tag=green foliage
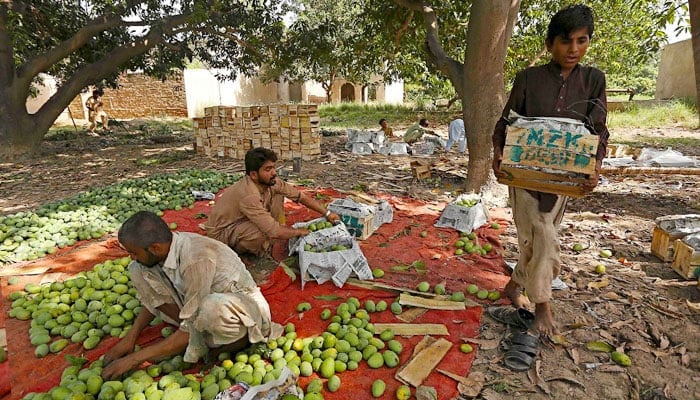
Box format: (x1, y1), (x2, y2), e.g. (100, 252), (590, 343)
(319, 103), (443, 129)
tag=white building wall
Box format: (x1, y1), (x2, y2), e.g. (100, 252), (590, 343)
(383, 80), (404, 104)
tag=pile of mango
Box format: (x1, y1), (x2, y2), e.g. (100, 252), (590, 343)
(8, 257), (140, 356)
(453, 198), (478, 208)
(306, 220), (334, 233)
(302, 244), (349, 253)
(0, 169), (238, 264)
(453, 231), (493, 256)
(23, 296), (421, 400)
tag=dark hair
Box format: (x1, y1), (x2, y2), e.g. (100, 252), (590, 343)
(92, 88), (104, 97)
(378, 118), (387, 125)
(245, 147), (277, 175)
(547, 4), (594, 44)
(419, 118), (429, 127)
(118, 211), (172, 249)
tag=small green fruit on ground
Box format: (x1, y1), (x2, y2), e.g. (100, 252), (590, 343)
(390, 302), (402, 315)
(572, 243), (584, 252)
(450, 292), (465, 302)
(168, 222), (178, 230)
(296, 302), (311, 312)
(599, 249), (613, 258)
(459, 343), (473, 353)
(476, 290), (489, 300)
(417, 281), (430, 292)
(371, 380), (386, 398)
(434, 283), (446, 295)
(595, 264), (606, 274)
(372, 268), (385, 278)
(396, 385), (411, 400)
(487, 291), (500, 301)
(466, 284), (479, 294)
(611, 351), (631, 367)
(455, 240), (465, 248)
(490, 222), (501, 229)
(455, 249), (464, 256)
(420, 231), (428, 238)
(320, 309), (332, 320)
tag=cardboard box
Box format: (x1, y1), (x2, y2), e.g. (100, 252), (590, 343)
(410, 160), (431, 179)
(498, 124), (599, 197)
(671, 233), (700, 279)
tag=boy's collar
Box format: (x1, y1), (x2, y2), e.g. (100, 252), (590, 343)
(547, 60), (580, 76)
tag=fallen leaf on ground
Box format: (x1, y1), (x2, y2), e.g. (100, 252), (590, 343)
(549, 334), (569, 346)
(659, 335), (670, 350)
(599, 330), (616, 343)
(527, 360), (549, 394)
(462, 337), (499, 350)
(587, 277), (609, 290)
(602, 291), (620, 300)
(544, 376), (585, 388)
(610, 320), (634, 329)
(567, 348), (580, 364)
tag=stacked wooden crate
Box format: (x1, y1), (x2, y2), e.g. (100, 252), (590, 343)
(193, 104), (321, 160)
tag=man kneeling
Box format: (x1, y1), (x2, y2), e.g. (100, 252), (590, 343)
(102, 211), (281, 379)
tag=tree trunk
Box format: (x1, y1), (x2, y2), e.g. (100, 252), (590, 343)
(462, 0), (521, 193)
(689, 0), (700, 122)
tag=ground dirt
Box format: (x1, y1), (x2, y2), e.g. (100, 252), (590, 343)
(1, 121), (699, 400)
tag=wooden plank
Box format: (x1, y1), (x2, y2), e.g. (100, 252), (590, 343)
(497, 175), (588, 198)
(396, 307), (427, 323)
(395, 336), (452, 387)
(0, 263), (51, 277)
(501, 165), (588, 184)
(506, 127), (598, 154)
(373, 323), (449, 336)
(399, 293), (466, 310)
(601, 166), (700, 176)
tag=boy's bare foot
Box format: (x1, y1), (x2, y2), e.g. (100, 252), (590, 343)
(87, 131), (100, 137)
(504, 279), (531, 309)
(534, 302), (559, 337)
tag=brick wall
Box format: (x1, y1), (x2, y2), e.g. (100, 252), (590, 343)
(72, 71), (188, 119)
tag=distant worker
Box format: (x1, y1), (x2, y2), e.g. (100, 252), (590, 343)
(445, 115), (466, 153)
(204, 147), (340, 267)
(403, 118), (445, 149)
(378, 118), (395, 140)
(85, 88), (109, 136)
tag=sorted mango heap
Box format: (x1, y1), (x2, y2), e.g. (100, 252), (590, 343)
(302, 243), (349, 253)
(7, 257), (141, 356)
(454, 198), (478, 208)
(0, 170), (237, 264)
(453, 231), (493, 256)
(306, 220), (334, 232)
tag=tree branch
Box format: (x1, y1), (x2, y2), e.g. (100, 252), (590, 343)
(17, 13), (127, 82)
(528, 45), (548, 67)
(393, 11), (414, 47)
(35, 13), (190, 128)
(201, 27), (265, 60)
(393, 0), (464, 96)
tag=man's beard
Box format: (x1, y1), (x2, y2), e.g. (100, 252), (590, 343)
(263, 176), (277, 186)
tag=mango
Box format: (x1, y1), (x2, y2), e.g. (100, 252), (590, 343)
(367, 352), (384, 368)
(390, 302), (402, 315)
(327, 375), (340, 392)
(396, 385), (411, 400)
(611, 351), (631, 367)
(371, 380), (386, 398)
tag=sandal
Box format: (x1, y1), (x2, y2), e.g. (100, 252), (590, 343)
(487, 306), (535, 330)
(503, 330), (540, 371)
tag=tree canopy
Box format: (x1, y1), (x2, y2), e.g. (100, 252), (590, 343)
(0, 0), (290, 158)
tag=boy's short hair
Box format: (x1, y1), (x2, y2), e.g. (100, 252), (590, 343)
(547, 4), (594, 43)
(245, 147), (277, 175)
(419, 118), (429, 127)
(378, 118), (387, 125)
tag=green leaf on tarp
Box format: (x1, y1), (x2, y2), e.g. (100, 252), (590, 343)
(379, 243), (390, 248)
(586, 341), (614, 353)
(280, 263), (297, 282)
(194, 213), (208, 219)
(391, 265), (411, 271)
(412, 260), (426, 272)
(314, 294), (342, 301)
(65, 354), (88, 367)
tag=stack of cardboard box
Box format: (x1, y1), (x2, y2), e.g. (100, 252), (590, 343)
(193, 104), (321, 160)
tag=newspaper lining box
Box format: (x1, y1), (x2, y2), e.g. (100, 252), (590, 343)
(498, 121), (599, 198)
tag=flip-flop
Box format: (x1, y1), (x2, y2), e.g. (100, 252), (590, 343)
(487, 306), (535, 330)
(503, 330), (540, 372)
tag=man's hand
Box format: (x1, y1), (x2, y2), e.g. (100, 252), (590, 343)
(492, 150), (507, 179)
(582, 160), (602, 192)
(103, 337), (136, 366)
(296, 228), (310, 237)
(326, 212), (341, 224)
(102, 353), (140, 380)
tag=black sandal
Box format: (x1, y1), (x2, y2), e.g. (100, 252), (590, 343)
(487, 306), (535, 330)
(503, 330), (540, 371)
